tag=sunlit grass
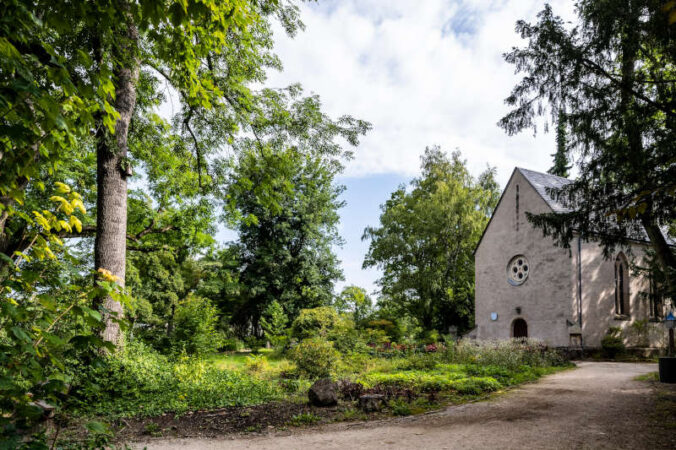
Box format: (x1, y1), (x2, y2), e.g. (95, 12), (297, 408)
(205, 351), (285, 371)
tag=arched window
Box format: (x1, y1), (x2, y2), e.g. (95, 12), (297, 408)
(614, 253), (629, 316)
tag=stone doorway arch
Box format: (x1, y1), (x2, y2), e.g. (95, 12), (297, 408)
(512, 318), (528, 338)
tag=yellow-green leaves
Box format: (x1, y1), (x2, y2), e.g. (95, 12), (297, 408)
(54, 182), (71, 194)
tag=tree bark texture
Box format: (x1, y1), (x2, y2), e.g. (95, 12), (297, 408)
(94, 14), (139, 345)
(642, 217), (676, 295)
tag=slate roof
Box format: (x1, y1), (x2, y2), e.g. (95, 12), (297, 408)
(515, 167), (674, 246)
(516, 167), (573, 213)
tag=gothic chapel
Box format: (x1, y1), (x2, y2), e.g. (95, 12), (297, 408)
(474, 168), (668, 348)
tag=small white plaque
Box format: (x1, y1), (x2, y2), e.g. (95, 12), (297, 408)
(490, 312), (498, 321)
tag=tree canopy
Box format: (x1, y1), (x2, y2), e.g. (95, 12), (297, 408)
(363, 147), (500, 333)
(500, 0), (676, 295)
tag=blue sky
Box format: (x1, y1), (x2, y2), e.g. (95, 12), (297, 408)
(335, 174), (408, 295)
(256, 0), (577, 294)
(209, 1), (577, 294)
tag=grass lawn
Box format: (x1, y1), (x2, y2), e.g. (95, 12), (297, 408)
(205, 350), (286, 371)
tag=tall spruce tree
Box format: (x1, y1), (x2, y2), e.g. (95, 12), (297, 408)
(500, 1), (676, 295)
(548, 111), (571, 178)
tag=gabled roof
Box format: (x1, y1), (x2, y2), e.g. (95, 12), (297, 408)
(516, 168), (573, 213)
(474, 167), (674, 253)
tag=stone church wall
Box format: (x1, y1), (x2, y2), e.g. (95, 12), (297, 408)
(475, 168), (667, 350)
(579, 241), (665, 348)
(475, 170), (576, 347)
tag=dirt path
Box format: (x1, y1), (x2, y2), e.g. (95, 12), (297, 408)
(136, 362), (674, 450)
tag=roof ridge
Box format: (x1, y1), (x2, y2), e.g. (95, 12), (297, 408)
(515, 167), (572, 182)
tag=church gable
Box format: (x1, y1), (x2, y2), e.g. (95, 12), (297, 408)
(474, 167), (578, 347)
(475, 168), (561, 256)
(474, 167), (665, 349)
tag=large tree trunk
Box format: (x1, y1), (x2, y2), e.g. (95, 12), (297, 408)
(95, 13), (139, 345)
(642, 217), (676, 296)
(616, 7), (676, 296)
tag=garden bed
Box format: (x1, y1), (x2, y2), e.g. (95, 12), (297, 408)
(54, 339), (572, 446)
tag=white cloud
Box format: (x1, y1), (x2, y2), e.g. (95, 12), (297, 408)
(266, 0), (576, 185)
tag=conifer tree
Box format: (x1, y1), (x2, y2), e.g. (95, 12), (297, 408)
(548, 111), (571, 178)
(500, 1), (676, 294)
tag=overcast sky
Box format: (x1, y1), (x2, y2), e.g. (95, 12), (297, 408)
(228, 0), (577, 295)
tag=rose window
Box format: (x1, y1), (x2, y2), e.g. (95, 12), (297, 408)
(507, 255), (529, 286)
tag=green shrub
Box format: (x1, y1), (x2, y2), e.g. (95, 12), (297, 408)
(401, 353), (438, 371)
(328, 319), (369, 354)
(220, 338), (244, 352)
(364, 319), (398, 342)
(358, 371), (466, 391)
(290, 412), (321, 425)
(291, 307), (340, 339)
(450, 377), (501, 395)
(261, 300), (289, 348)
(245, 354), (270, 374)
(289, 337), (340, 379)
(601, 327), (625, 358)
(172, 295), (223, 355)
(361, 327), (390, 346)
(390, 398), (412, 416)
(420, 329), (440, 345)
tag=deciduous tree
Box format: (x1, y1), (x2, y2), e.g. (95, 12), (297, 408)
(363, 147), (500, 333)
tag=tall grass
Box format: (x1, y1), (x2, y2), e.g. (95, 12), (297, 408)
(446, 339), (566, 370)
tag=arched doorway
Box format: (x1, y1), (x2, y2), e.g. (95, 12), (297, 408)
(512, 318), (528, 338)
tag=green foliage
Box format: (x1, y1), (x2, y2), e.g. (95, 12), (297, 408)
(358, 370), (499, 395)
(548, 111), (571, 178)
(225, 86), (370, 332)
(143, 422), (162, 437)
(363, 318), (405, 343)
(171, 295), (223, 356)
(328, 320), (369, 355)
(289, 337), (340, 379)
(401, 354), (439, 371)
(448, 339), (566, 370)
(601, 327), (626, 359)
(245, 354), (270, 374)
(359, 371), (457, 392)
(363, 147), (500, 332)
(0, 0), (369, 444)
(334, 286), (373, 324)
(260, 300), (288, 347)
(390, 398), (412, 416)
(0, 184), (129, 443)
(221, 338), (244, 352)
(501, 1), (676, 290)
(291, 307), (340, 340)
(74, 341), (281, 418)
(290, 412), (321, 426)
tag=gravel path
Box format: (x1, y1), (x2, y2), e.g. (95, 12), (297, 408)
(136, 362), (674, 450)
